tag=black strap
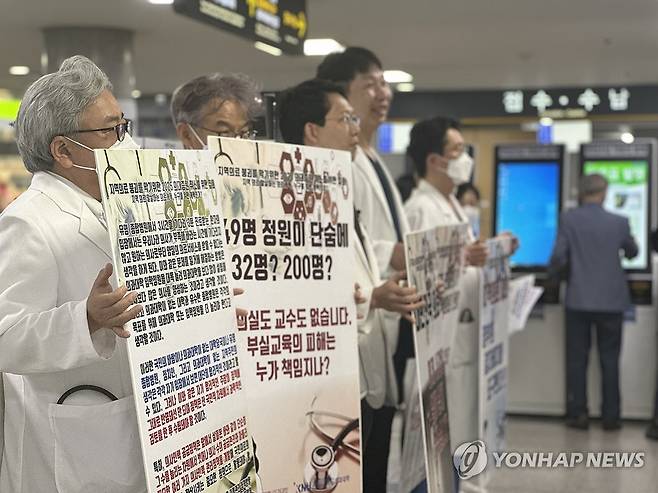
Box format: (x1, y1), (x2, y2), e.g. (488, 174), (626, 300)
(57, 385), (118, 405)
(354, 208), (369, 265)
(367, 155), (402, 242)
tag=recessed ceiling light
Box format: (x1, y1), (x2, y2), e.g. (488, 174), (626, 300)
(254, 42), (282, 57)
(621, 132), (634, 144)
(148, 0), (174, 4)
(9, 66), (30, 76)
(303, 39), (344, 56)
(396, 83), (415, 92)
(131, 89), (142, 99)
(383, 70), (413, 83)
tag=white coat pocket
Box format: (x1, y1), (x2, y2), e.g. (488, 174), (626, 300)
(48, 396), (146, 493)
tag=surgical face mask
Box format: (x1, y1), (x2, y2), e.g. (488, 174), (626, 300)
(446, 152), (474, 186)
(463, 205), (480, 238)
(188, 124), (208, 150)
(63, 134), (140, 172)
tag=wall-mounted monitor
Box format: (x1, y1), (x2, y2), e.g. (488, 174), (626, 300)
(580, 141), (655, 274)
(493, 144), (564, 272)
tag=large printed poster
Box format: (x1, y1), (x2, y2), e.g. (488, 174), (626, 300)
(478, 238), (511, 459)
(207, 137), (361, 493)
(404, 224), (469, 493)
(96, 149), (256, 493)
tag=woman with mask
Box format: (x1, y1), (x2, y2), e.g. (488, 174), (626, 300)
(456, 182), (482, 239)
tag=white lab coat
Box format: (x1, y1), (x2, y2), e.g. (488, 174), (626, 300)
(353, 146), (409, 277)
(354, 220), (398, 409)
(0, 375), (4, 472)
(404, 179), (480, 450)
(352, 146), (409, 380)
(0, 171), (145, 492)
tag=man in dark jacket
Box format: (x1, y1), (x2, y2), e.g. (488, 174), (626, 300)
(549, 173), (638, 430)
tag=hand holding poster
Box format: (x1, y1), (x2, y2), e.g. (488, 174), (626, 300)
(96, 149), (256, 493)
(403, 224), (469, 493)
(479, 238), (512, 461)
(207, 137), (361, 493)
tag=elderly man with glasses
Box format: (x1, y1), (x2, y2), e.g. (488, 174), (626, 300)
(0, 55), (146, 492)
(170, 73), (262, 149)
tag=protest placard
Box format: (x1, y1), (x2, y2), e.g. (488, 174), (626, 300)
(403, 224), (469, 493)
(479, 238), (512, 459)
(208, 137), (362, 493)
(97, 148), (256, 493)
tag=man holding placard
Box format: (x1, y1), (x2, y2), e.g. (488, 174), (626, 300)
(277, 78), (426, 489)
(404, 116), (518, 491)
(0, 56), (144, 492)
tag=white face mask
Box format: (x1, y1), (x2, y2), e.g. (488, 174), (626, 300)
(463, 205), (480, 238)
(446, 152), (474, 186)
(188, 124), (208, 150)
(64, 134), (141, 172)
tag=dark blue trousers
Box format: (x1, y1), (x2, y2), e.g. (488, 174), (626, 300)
(565, 309), (623, 422)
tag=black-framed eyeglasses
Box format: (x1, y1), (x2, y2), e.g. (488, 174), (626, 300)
(192, 123), (257, 140)
(325, 114), (361, 127)
(72, 119), (133, 142)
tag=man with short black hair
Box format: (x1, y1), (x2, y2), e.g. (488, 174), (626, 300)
(278, 79), (358, 156)
(549, 173), (638, 430)
(317, 47), (406, 275)
(278, 78), (426, 490)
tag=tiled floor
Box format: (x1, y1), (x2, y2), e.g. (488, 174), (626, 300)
(484, 416), (658, 493)
(387, 415), (658, 493)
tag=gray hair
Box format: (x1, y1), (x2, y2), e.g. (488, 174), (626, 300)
(170, 73), (263, 126)
(579, 173), (608, 199)
(15, 55), (112, 172)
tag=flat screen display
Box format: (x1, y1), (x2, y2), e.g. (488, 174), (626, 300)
(495, 161), (561, 269)
(583, 160), (650, 270)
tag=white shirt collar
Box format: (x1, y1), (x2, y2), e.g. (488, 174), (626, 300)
(46, 171), (107, 229)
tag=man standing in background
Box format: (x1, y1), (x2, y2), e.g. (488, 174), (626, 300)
(549, 173), (638, 430)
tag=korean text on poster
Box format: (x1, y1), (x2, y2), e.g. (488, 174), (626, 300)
(404, 224), (468, 493)
(97, 148), (256, 493)
(208, 137), (361, 493)
(478, 237), (511, 459)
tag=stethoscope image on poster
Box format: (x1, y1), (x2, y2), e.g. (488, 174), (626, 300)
(214, 138), (262, 221)
(102, 149), (152, 227)
(302, 396), (360, 492)
(102, 149), (122, 199)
